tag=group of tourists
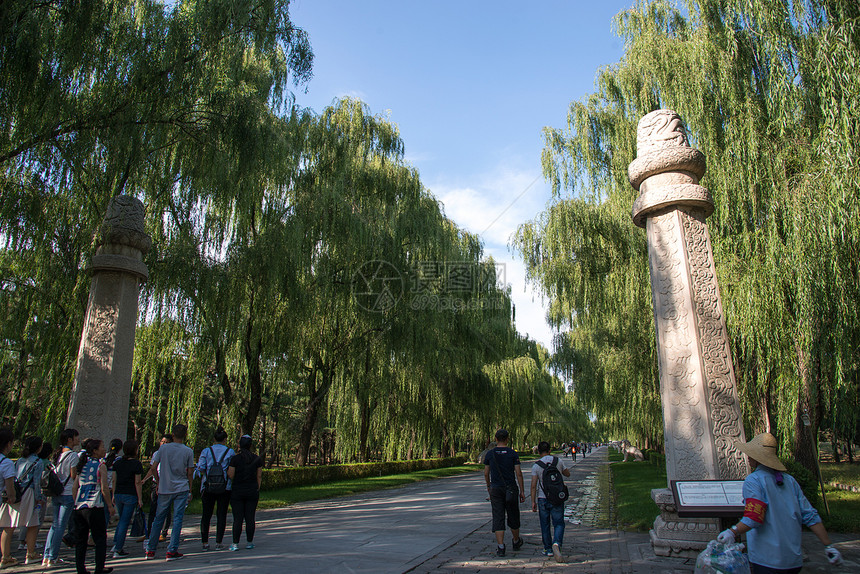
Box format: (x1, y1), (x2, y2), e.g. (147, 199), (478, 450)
(484, 429), (570, 563)
(560, 440), (591, 461)
(0, 424), (263, 573)
(484, 428), (844, 571)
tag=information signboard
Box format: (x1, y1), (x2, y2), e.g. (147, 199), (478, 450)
(670, 480), (745, 518)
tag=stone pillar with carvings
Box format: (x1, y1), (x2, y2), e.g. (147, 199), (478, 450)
(67, 196), (151, 443)
(628, 110), (748, 557)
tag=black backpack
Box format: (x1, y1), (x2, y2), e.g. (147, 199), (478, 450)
(41, 463), (67, 497)
(204, 447), (229, 494)
(0, 455), (35, 502)
(536, 456), (569, 506)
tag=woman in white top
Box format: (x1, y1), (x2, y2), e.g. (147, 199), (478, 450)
(42, 428), (80, 567)
(0, 428), (18, 569)
(11, 436), (46, 565)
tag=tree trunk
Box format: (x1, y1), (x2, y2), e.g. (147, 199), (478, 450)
(215, 347), (232, 405)
(831, 428), (840, 463)
(793, 342), (820, 479)
(407, 429), (415, 460)
(259, 411), (267, 466)
(241, 316), (263, 434)
(358, 399), (371, 462)
(296, 361), (334, 466)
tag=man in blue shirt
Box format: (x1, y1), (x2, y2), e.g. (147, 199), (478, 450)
(483, 429), (524, 557)
(717, 432), (843, 572)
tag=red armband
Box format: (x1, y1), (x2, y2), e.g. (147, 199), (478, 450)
(743, 498), (767, 524)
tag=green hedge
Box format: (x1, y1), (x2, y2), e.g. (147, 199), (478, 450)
(259, 456), (467, 491)
(783, 458), (820, 508)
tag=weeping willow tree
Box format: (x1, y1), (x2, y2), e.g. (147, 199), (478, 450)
(0, 0), (313, 437)
(1, 0), (586, 461)
(514, 0), (860, 473)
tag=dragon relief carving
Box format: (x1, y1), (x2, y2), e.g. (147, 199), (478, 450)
(637, 109), (690, 153)
(650, 211), (707, 480)
(681, 209), (746, 479)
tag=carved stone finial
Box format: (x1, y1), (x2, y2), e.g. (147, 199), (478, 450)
(636, 109), (690, 153)
(628, 109), (711, 227)
(99, 196), (152, 254)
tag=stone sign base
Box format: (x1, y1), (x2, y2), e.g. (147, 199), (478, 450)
(650, 488), (718, 558)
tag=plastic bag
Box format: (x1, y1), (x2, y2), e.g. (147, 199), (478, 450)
(694, 540), (750, 574)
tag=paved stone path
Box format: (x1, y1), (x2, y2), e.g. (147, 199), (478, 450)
(9, 446), (860, 573)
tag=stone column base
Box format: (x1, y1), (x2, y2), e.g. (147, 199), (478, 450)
(649, 488), (718, 558)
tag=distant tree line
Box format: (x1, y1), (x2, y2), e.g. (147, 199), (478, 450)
(0, 0), (595, 463)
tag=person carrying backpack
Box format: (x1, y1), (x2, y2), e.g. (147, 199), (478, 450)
(42, 428), (80, 567)
(483, 429), (525, 557)
(530, 441), (571, 563)
(194, 426), (234, 551)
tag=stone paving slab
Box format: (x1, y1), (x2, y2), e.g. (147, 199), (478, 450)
(7, 446), (860, 573)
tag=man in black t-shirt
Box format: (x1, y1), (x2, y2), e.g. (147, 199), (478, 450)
(483, 429), (525, 557)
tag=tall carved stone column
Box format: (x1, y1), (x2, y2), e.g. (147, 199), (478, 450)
(628, 110), (748, 557)
(67, 196), (151, 443)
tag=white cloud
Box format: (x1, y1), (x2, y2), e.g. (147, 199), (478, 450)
(495, 254), (555, 351)
(427, 162), (556, 351)
(431, 165), (546, 248)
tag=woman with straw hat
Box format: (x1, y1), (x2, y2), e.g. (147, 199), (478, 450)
(716, 432), (842, 572)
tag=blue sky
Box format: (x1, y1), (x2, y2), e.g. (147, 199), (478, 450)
(290, 0), (632, 350)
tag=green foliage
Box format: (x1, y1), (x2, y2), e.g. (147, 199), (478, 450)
(644, 449), (666, 468)
(259, 456), (466, 490)
(783, 459), (821, 509)
(0, 1), (591, 462)
(513, 0), (860, 470)
(820, 489), (860, 533)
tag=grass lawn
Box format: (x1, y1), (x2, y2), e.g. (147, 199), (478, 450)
(184, 464), (483, 514)
(607, 448), (667, 532)
(819, 462), (860, 532)
(820, 461), (860, 488)
(605, 449), (860, 533)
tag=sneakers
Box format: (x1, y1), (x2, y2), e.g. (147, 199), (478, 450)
(144, 551), (156, 560)
(512, 537), (524, 551)
(542, 549), (554, 556)
(246, 543), (255, 550)
(166, 551), (184, 561)
(495, 545), (505, 557)
(112, 549), (129, 559)
(202, 543), (210, 551)
(16, 543), (26, 551)
(552, 542), (563, 563)
(229, 543), (239, 551)
(215, 543), (225, 550)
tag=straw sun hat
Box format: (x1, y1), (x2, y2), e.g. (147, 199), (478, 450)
(734, 432), (787, 471)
